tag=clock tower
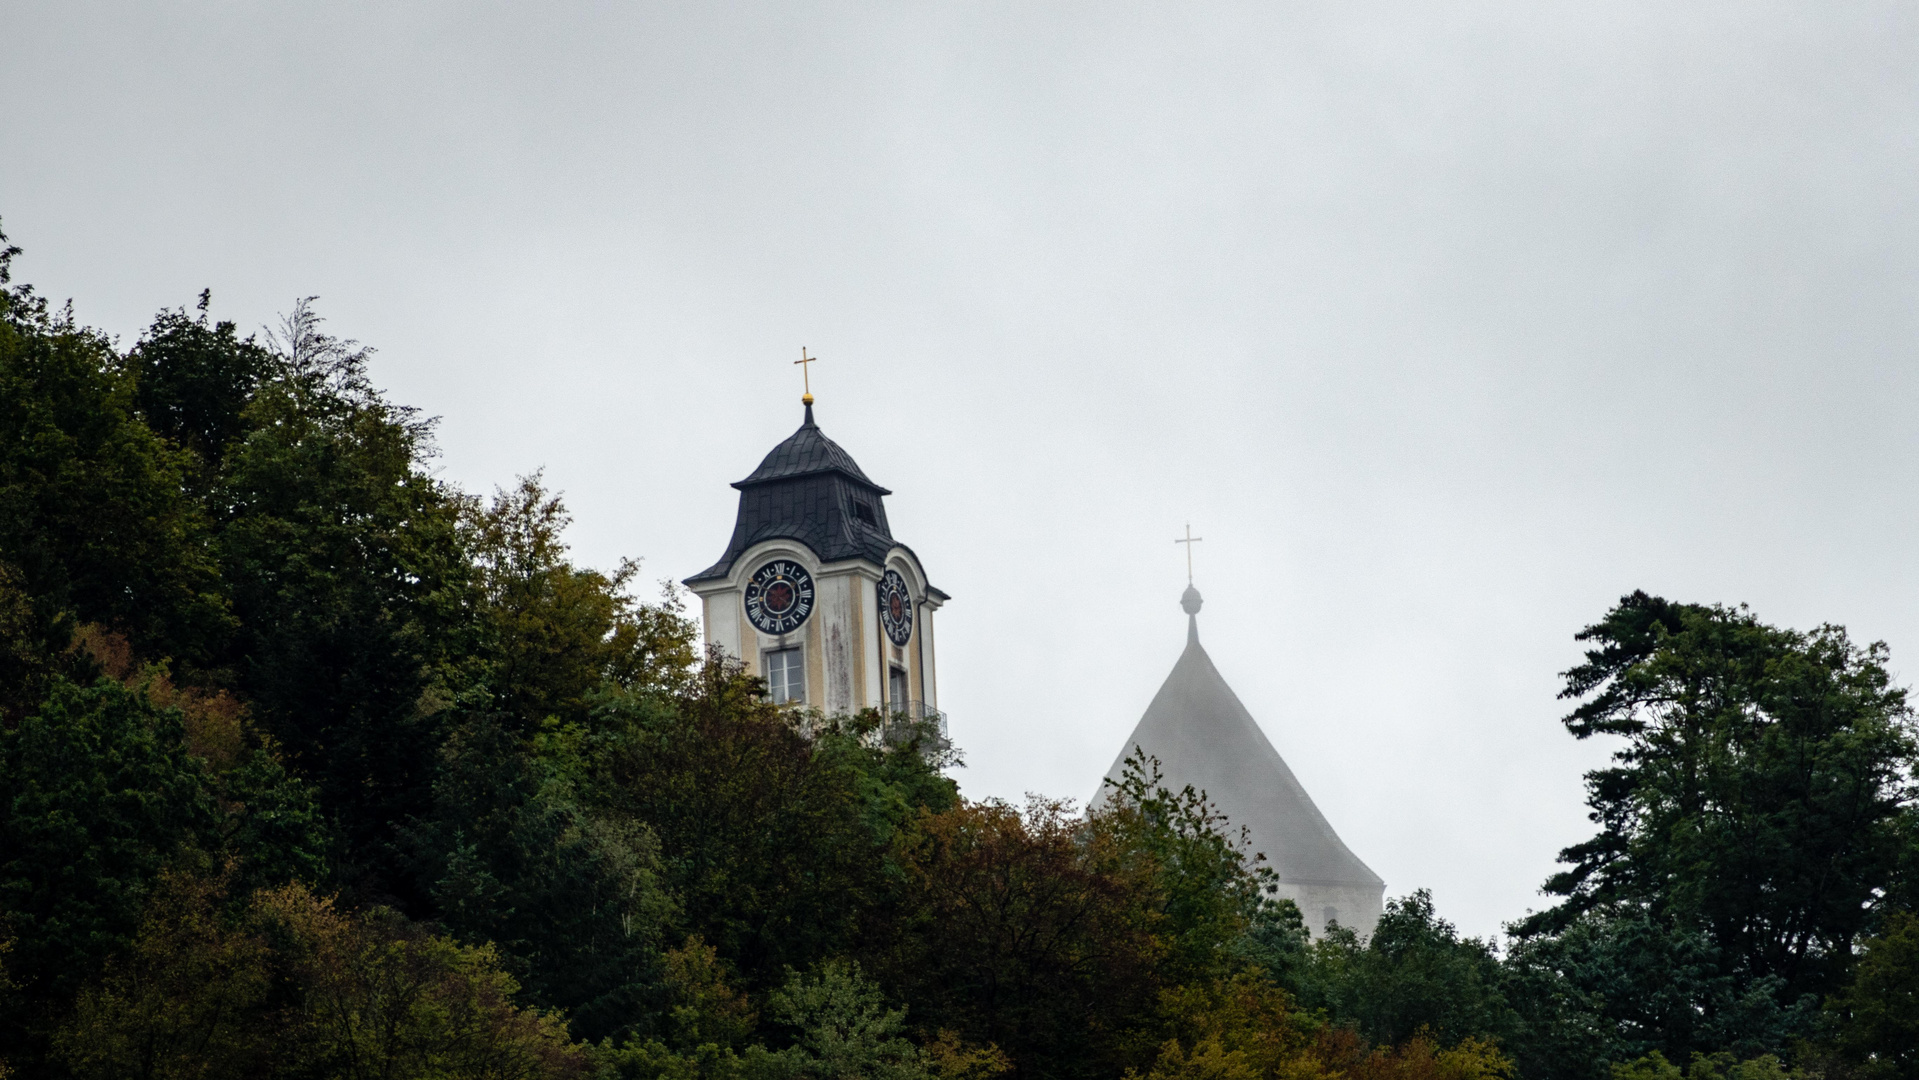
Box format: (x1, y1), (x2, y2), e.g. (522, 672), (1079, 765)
(683, 399), (947, 722)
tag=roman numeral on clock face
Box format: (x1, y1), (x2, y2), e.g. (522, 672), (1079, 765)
(745, 559), (816, 635)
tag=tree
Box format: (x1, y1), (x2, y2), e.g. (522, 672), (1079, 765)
(214, 299), (474, 904)
(1309, 1029), (1515, 1080)
(0, 678), (225, 1006)
(580, 656), (956, 993)
(465, 475), (699, 731)
(1298, 891), (1519, 1051)
(1608, 1050), (1794, 1080)
(407, 714), (669, 1040)
(1506, 906), (1815, 1072)
(660, 936), (760, 1050)
(598, 959), (1007, 1080)
(261, 883), (590, 1080)
(128, 292), (274, 479)
(1514, 592), (1917, 1058)
(0, 671), (326, 1067)
(1124, 972), (1517, 1080)
(879, 797), (1163, 1080)
(1823, 910), (1919, 1079)
(1098, 751), (1271, 983)
(0, 560), (52, 722)
(0, 235), (229, 672)
(52, 868), (275, 1080)
(54, 871), (591, 1080)
(1122, 972), (1313, 1080)
(760, 960), (941, 1080)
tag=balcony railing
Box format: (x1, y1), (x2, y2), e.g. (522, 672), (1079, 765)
(776, 698), (951, 758)
(876, 699), (949, 753)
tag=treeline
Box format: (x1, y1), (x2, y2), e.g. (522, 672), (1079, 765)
(0, 223), (1914, 1080)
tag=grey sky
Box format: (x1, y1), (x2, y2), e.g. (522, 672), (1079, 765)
(5, 3), (1917, 939)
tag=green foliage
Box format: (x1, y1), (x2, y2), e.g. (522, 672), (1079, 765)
(878, 795), (1164, 1080)
(597, 960), (1008, 1080)
(1496, 928), (1611, 1080)
(0, 677), (224, 1003)
(1233, 896), (1310, 987)
(596, 1040), (785, 1080)
(577, 658), (956, 992)
(1121, 972), (1518, 1080)
(467, 476), (699, 729)
(1506, 905), (1814, 1071)
(216, 299), (474, 901)
(1823, 910), (1919, 1079)
(1609, 1051), (1794, 1080)
(760, 960), (931, 1080)
(0, 258), (229, 671)
(0, 560), (55, 723)
(1299, 891), (1520, 1051)
(661, 936), (759, 1049)
(0, 673), (326, 1065)
(1514, 591), (1917, 1062)
(267, 887), (590, 1080)
(128, 292), (274, 477)
(214, 734), (331, 893)
(1121, 972), (1312, 1080)
(53, 869), (590, 1079)
(1326, 1033), (1517, 1080)
(52, 867), (274, 1079)
(1101, 750), (1270, 981)
(408, 714), (671, 1040)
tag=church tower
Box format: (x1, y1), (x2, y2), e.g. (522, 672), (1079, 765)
(1100, 584), (1384, 938)
(683, 397), (946, 721)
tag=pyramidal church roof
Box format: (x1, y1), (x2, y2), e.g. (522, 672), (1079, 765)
(732, 401), (889, 492)
(1100, 585), (1383, 932)
(686, 402), (941, 595)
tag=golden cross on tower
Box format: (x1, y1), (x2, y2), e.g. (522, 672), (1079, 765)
(1174, 523), (1203, 584)
(795, 347), (817, 405)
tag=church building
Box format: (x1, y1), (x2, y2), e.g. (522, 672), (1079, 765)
(684, 377), (1375, 939)
(683, 396), (945, 720)
(1100, 583), (1385, 938)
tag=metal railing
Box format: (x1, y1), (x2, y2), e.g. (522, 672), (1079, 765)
(876, 699), (950, 752)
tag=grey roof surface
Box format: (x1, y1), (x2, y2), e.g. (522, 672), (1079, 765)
(733, 407), (889, 492)
(685, 404), (919, 585)
(1101, 608), (1383, 889)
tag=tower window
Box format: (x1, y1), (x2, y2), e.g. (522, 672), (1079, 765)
(766, 647), (805, 705)
(852, 500), (876, 526)
(1323, 907), (1340, 930)
(889, 666), (909, 712)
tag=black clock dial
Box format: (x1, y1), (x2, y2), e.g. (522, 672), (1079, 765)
(878, 569), (913, 647)
(744, 560), (815, 634)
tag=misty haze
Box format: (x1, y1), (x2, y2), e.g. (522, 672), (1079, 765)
(3, 5), (1916, 1078)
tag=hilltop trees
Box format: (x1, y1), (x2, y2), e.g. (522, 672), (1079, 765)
(0, 257), (227, 686)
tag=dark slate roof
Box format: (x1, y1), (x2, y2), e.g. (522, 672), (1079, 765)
(734, 409), (889, 492)
(685, 404), (912, 585)
(1099, 606), (1384, 890)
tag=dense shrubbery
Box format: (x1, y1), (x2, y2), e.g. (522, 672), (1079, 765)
(3, 222), (1919, 1079)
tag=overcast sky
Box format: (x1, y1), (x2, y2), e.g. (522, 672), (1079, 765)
(5, 2), (1917, 939)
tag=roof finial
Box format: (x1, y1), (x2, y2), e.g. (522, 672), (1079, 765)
(1175, 524), (1204, 640)
(795, 347), (816, 407)
(1174, 523), (1204, 585)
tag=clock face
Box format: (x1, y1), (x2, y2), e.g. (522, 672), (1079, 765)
(744, 560), (815, 635)
(878, 569), (913, 647)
